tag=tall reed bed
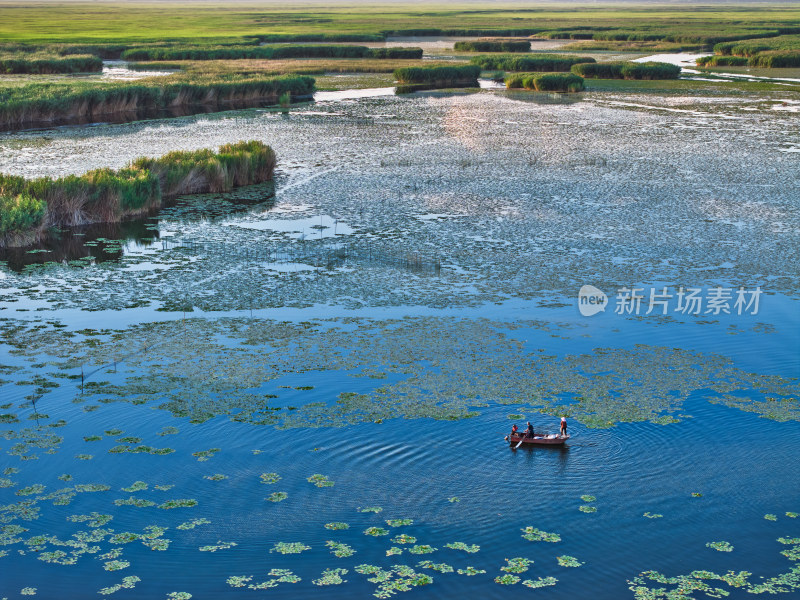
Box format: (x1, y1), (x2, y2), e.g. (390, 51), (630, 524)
(748, 51), (800, 67)
(0, 53), (101, 74)
(470, 54), (595, 72)
(505, 72), (585, 92)
(121, 45), (423, 61)
(0, 141), (276, 247)
(571, 61), (681, 79)
(714, 35), (800, 56)
(695, 56), (749, 67)
(453, 40), (531, 53)
(0, 74), (315, 129)
(393, 64), (480, 86)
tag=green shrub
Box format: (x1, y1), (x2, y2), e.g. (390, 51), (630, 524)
(470, 54), (595, 72)
(454, 40), (531, 53)
(0, 193), (46, 235)
(393, 64), (480, 84)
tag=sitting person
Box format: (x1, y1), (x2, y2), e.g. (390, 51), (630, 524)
(524, 421), (534, 438)
(511, 424), (519, 437)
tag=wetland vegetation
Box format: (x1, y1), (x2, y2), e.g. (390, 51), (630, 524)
(0, 2), (798, 600)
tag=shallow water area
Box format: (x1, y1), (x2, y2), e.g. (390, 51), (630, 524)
(0, 78), (798, 599)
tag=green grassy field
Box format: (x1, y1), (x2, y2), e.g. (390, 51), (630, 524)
(1, 2), (798, 44)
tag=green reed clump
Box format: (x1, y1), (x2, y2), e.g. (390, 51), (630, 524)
(0, 53), (101, 74)
(571, 61), (681, 79)
(714, 35), (800, 56)
(454, 40), (531, 53)
(367, 47), (423, 59)
(505, 72), (585, 92)
(394, 64), (480, 85)
(696, 55), (749, 66)
(257, 33), (384, 43)
(0, 74), (315, 129)
(749, 51), (800, 67)
(0, 193), (46, 236)
(470, 54), (595, 72)
(0, 141), (275, 246)
(543, 30), (596, 40)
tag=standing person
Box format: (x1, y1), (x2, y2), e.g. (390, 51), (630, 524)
(524, 421), (534, 438)
(560, 417), (567, 438)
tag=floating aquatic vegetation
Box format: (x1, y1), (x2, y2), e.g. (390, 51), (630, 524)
(392, 534), (416, 545)
(74, 483), (110, 493)
(110, 532), (139, 544)
(358, 507), (383, 513)
(0, 478), (13, 488)
(408, 545), (436, 555)
(166, 593), (191, 599)
(267, 492), (288, 502)
(158, 499), (197, 509)
(387, 547), (403, 556)
(104, 559), (130, 571)
(765, 514), (778, 521)
(579, 505), (597, 513)
(114, 496), (156, 508)
(692, 492), (703, 497)
(4, 468), (20, 475)
(204, 474), (227, 481)
(523, 577), (558, 588)
(445, 542), (480, 553)
(16, 484), (45, 496)
(260, 473), (280, 484)
(495, 574), (521, 585)
(457, 566), (486, 576)
(105, 429), (123, 436)
(154, 485), (174, 491)
(557, 555), (583, 567)
(57, 474), (72, 482)
(270, 542), (310, 554)
(226, 576), (251, 588)
(21, 588), (36, 595)
(508, 414), (523, 419)
(84, 435), (102, 442)
(177, 518), (210, 530)
(521, 527), (561, 543)
(313, 568), (348, 586)
(307, 474), (334, 487)
(99, 548), (123, 560)
(417, 561), (453, 573)
(158, 427), (179, 436)
(643, 512), (663, 519)
(355, 564), (433, 598)
(448, 497), (460, 503)
(787, 512), (799, 518)
(706, 541), (734, 552)
(386, 518), (413, 527)
(67, 512), (112, 527)
(98, 575), (140, 595)
(117, 437), (142, 444)
(502, 558), (533, 573)
(75, 454), (93, 460)
(268, 569), (301, 583)
(192, 448), (220, 461)
(365, 527), (389, 537)
(199, 541), (237, 552)
(326, 540), (355, 557)
(121, 481), (147, 493)
(325, 522), (349, 530)
(109, 445), (174, 455)
(581, 495), (596, 502)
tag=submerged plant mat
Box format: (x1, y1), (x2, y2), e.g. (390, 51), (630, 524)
(2, 317), (797, 434)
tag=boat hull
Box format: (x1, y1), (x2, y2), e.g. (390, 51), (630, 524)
(507, 433), (569, 446)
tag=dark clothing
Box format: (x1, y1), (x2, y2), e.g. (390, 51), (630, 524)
(524, 425), (534, 438)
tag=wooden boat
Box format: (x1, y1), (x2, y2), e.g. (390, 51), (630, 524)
(505, 433), (569, 446)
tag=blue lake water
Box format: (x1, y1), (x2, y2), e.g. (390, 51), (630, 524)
(0, 88), (798, 599)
